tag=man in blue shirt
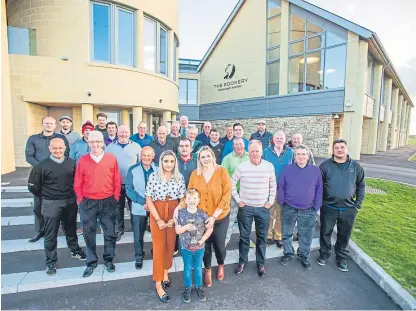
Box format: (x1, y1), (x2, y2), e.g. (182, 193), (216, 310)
(250, 119), (272, 150)
(130, 121), (154, 147)
(221, 123), (249, 160)
(262, 131), (294, 248)
(196, 121), (211, 146)
(126, 146), (157, 270)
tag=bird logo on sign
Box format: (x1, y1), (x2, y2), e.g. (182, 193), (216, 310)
(224, 64), (236, 79)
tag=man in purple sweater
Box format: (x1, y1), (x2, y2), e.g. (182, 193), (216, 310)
(278, 144), (323, 270)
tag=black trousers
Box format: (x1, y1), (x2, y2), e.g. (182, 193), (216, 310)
(319, 206), (358, 260)
(116, 185), (131, 234)
(41, 198), (82, 265)
(34, 195), (45, 235)
(80, 197), (117, 266)
(203, 214), (229, 268)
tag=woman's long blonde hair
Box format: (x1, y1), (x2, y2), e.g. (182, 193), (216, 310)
(157, 150), (180, 183)
(196, 146), (218, 175)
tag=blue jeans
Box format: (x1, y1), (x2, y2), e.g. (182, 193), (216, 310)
(181, 247), (204, 288)
(281, 204), (317, 260)
(237, 205), (270, 267)
(131, 214), (147, 262)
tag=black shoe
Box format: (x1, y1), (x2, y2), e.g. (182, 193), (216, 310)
(196, 286), (206, 302)
(183, 287), (192, 303)
(83, 266), (95, 278)
(135, 261), (143, 270)
(266, 238), (275, 247)
(337, 259), (349, 272)
(162, 280), (171, 288)
(235, 263), (245, 275)
(299, 258), (311, 270)
(280, 255), (293, 266)
(28, 234), (43, 243)
(105, 261), (116, 273)
(116, 232), (122, 241)
(156, 288), (170, 303)
(46, 264), (56, 276)
(316, 256), (327, 266)
(257, 266), (266, 277)
(71, 250), (86, 261)
(275, 240), (283, 248)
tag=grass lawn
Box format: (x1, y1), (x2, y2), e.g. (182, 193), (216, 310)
(409, 153), (416, 162)
(408, 136), (416, 145)
(352, 179), (416, 297)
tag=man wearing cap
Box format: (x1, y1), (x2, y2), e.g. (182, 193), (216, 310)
(74, 131), (120, 278)
(250, 120), (272, 150)
(59, 116), (81, 147)
(106, 125), (142, 241)
(130, 121), (154, 148)
(25, 116), (70, 243)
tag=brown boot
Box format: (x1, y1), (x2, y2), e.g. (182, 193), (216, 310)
(217, 264), (225, 281)
(204, 268), (212, 287)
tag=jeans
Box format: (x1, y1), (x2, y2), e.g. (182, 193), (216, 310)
(34, 195), (45, 235)
(203, 214), (229, 268)
(181, 247), (205, 288)
(80, 197), (117, 266)
(131, 214), (147, 262)
(42, 198), (82, 265)
(237, 205), (270, 267)
(116, 185), (131, 234)
(319, 206), (358, 260)
(281, 204), (317, 260)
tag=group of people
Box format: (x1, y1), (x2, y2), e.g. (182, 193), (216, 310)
(25, 113), (365, 304)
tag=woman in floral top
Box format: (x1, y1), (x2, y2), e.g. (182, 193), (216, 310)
(145, 150), (186, 303)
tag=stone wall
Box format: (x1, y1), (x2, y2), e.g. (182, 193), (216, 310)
(210, 115), (334, 158)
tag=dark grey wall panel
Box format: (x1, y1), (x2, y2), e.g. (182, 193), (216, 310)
(178, 105), (199, 120)
(198, 89), (345, 120)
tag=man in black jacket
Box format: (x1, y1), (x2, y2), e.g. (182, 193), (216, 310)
(149, 125), (177, 163)
(25, 116), (70, 243)
(28, 138), (86, 276)
(317, 139), (365, 272)
(207, 128), (224, 164)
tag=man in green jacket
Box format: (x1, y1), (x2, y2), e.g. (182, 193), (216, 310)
(221, 138), (249, 245)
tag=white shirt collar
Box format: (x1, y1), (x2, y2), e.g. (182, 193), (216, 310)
(90, 151), (104, 163)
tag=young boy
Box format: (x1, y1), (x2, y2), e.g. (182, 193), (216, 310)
(175, 189), (213, 303)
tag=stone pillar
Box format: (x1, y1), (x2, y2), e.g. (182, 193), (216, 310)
(162, 110), (172, 131)
(342, 32), (368, 160)
(389, 88), (399, 149)
(121, 109), (130, 128)
(132, 106), (143, 133)
(168, 30), (174, 80)
(171, 113), (177, 123)
(405, 107), (412, 145)
(82, 104), (94, 124)
(136, 10), (144, 70)
(1, 0), (16, 173)
(400, 102), (408, 147)
(364, 63), (382, 154)
(93, 107), (99, 123)
(148, 113), (154, 136)
(396, 95), (403, 148)
(278, 0), (289, 95)
(377, 77), (392, 151)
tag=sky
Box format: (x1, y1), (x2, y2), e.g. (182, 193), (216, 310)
(178, 0), (416, 134)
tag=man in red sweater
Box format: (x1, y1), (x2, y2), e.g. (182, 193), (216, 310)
(74, 131), (121, 278)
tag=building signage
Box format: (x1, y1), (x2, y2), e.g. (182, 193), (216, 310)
(214, 64), (248, 92)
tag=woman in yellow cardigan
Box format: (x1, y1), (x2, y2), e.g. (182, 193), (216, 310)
(188, 146), (232, 287)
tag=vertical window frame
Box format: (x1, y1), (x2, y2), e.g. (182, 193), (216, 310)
(266, 0), (281, 96)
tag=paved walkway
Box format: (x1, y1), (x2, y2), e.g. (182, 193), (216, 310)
(359, 145), (416, 169)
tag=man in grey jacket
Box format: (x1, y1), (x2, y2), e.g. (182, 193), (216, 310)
(59, 116), (81, 147)
(25, 116), (70, 243)
(126, 146), (157, 269)
(106, 125), (142, 241)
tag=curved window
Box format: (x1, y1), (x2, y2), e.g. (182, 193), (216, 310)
(288, 13), (347, 93)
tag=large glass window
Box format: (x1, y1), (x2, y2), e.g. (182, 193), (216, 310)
(266, 0), (281, 96)
(91, 2), (135, 66)
(288, 13), (347, 93)
(144, 18), (156, 71)
(117, 8), (134, 66)
(7, 26), (37, 55)
(159, 27), (168, 75)
(179, 79), (198, 105)
(173, 39), (178, 81)
(366, 56), (375, 96)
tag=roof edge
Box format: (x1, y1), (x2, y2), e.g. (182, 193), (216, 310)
(197, 0), (245, 72)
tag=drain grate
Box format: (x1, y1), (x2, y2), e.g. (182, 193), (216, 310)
(366, 186), (387, 195)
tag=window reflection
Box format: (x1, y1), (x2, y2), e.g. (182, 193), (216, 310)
(325, 45), (347, 89)
(144, 18), (156, 72)
(305, 50), (324, 91)
(117, 9), (134, 66)
(326, 32), (346, 47)
(290, 41), (304, 55)
(159, 27), (168, 75)
(307, 35), (324, 51)
(307, 21), (323, 36)
(92, 3), (111, 62)
(268, 16), (281, 48)
(289, 56), (305, 93)
(268, 0), (281, 17)
(267, 62), (280, 96)
(290, 15), (306, 41)
(267, 47), (280, 61)
(178, 79), (198, 105)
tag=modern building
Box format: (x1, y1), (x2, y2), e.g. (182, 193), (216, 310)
(2, 0), (179, 172)
(178, 0), (413, 160)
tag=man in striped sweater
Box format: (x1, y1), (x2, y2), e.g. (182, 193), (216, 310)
(231, 140), (276, 277)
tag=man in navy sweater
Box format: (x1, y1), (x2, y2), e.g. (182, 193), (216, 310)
(278, 144), (322, 270)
